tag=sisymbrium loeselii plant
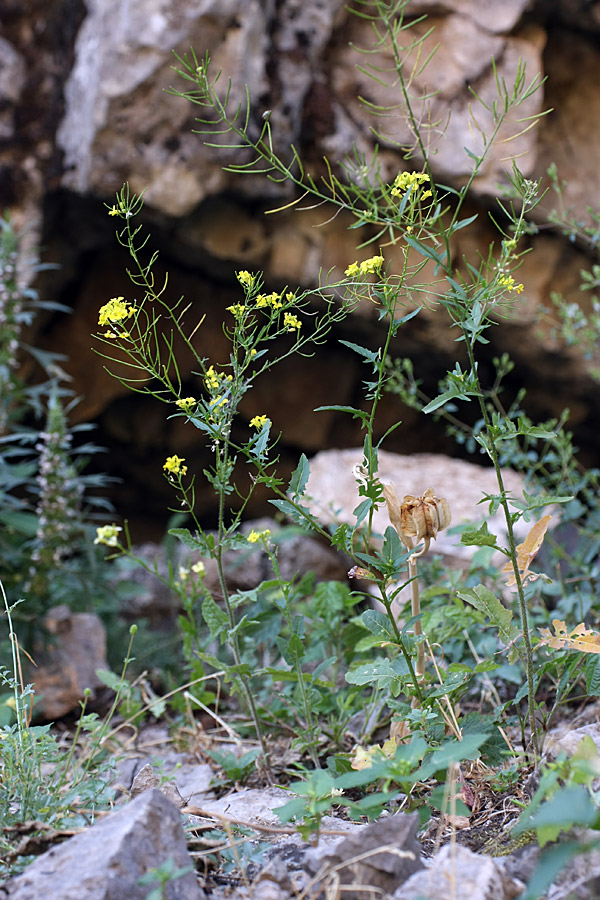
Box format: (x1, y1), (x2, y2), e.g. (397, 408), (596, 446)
(94, 0), (595, 802)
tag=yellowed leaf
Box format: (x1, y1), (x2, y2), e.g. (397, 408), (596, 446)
(539, 618), (600, 654)
(503, 515), (551, 586)
(350, 736), (397, 770)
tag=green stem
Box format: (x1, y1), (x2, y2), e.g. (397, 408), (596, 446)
(378, 587), (424, 704)
(464, 338), (539, 759)
(266, 546), (321, 768)
(214, 445), (271, 777)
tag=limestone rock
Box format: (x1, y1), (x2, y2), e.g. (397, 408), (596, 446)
(305, 448), (531, 565)
(393, 843), (508, 900)
(130, 762), (187, 808)
(305, 812), (424, 900)
(1, 789), (206, 900)
(32, 605), (108, 719)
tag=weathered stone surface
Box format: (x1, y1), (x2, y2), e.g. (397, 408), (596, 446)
(4, 0), (600, 535)
(545, 719), (600, 760)
(32, 605), (108, 719)
(1, 789), (206, 900)
(57, 0), (269, 215)
(393, 842), (507, 900)
(130, 762), (187, 808)
(305, 812), (424, 900)
(305, 447), (531, 564)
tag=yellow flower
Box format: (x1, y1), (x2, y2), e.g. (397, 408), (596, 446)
(391, 171), (431, 201)
(163, 455), (188, 476)
(250, 414), (270, 429)
(360, 255), (384, 275)
(227, 303), (245, 318)
(237, 270), (256, 288)
(108, 205), (121, 217)
(247, 528), (271, 544)
(178, 566), (189, 583)
(98, 296), (135, 326)
(191, 561), (206, 577)
(94, 524), (122, 547)
(176, 397), (197, 413)
(345, 256), (383, 278)
(498, 274), (524, 293)
(255, 292), (282, 310)
(283, 312), (301, 331)
(204, 366), (232, 392)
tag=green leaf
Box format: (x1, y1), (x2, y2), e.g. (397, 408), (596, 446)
(460, 522), (499, 548)
(585, 654), (600, 696)
(314, 404), (368, 423)
(95, 668), (125, 692)
(338, 340), (379, 364)
(345, 657), (409, 688)
(360, 609), (397, 643)
(426, 670), (469, 698)
(269, 498), (314, 527)
(422, 387), (476, 414)
(168, 527), (200, 550)
(273, 797), (310, 824)
(448, 213), (478, 234)
(288, 454), (310, 498)
(519, 842), (595, 900)
(416, 733), (489, 781)
(516, 785), (598, 842)
(201, 594), (228, 639)
(458, 585), (519, 645)
(404, 234), (448, 270)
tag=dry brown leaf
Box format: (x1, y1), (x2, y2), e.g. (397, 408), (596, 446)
(540, 618), (600, 654)
(503, 514), (551, 586)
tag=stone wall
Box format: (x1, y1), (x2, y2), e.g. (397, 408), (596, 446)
(2, 0), (600, 532)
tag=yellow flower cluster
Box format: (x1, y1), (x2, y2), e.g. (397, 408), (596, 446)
(283, 312), (301, 331)
(236, 270), (256, 288)
(204, 365), (233, 392)
(163, 455), (187, 476)
(94, 524), (122, 547)
(227, 303), (245, 318)
(176, 397), (197, 413)
(247, 528), (271, 544)
(391, 171), (432, 201)
(345, 255), (385, 278)
(498, 274), (524, 294)
(249, 414), (270, 429)
(98, 296), (136, 326)
(255, 292), (283, 310)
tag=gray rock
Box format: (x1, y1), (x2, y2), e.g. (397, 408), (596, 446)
(393, 843), (509, 900)
(130, 762), (186, 809)
(1, 789), (206, 900)
(305, 812), (424, 900)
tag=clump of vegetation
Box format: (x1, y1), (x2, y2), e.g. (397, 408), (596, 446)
(5, 1), (600, 895)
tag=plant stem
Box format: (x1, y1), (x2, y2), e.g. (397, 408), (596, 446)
(214, 446), (271, 777)
(408, 555), (425, 691)
(464, 339), (539, 759)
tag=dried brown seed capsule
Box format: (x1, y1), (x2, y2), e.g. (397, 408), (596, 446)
(383, 484), (450, 551)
